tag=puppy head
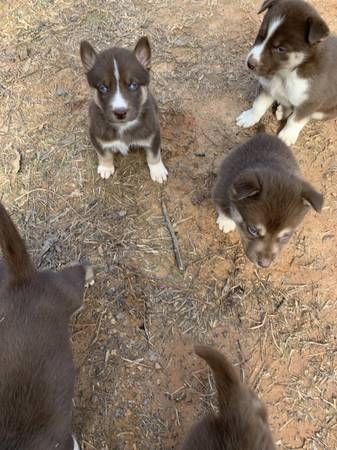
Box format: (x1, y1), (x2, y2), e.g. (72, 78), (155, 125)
(80, 37), (151, 123)
(229, 169), (323, 268)
(247, 0), (329, 76)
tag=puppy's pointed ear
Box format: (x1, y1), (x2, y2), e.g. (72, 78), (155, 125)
(231, 171), (261, 201)
(307, 16), (329, 44)
(134, 36), (151, 70)
(258, 0), (279, 14)
(80, 41), (97, 72)
(302, 181), (324, 212)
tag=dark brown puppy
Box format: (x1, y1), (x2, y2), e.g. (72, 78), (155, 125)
(212, 133), (323, 268)
(80, 37), (168, 183)
(0, 203), (93, 450)
(181, 346), (275, 450)
(237, 0), (337, 145)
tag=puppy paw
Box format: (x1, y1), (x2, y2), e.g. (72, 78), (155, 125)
(275, 104), (284, 121)
(84, 264), (95, 287)
(278, 127), (299, 146)
(97, 164), (115, 179)
(216, 215), (236, 233)
(149, 160), (168, 184)
(236, 109), (260, 128)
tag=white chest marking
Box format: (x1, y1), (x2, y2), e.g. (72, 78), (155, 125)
(110, 59), (128, 110)
(97, 135), (154, 156)
(248, 17), (284, 64)
(259, 70), (310, 107)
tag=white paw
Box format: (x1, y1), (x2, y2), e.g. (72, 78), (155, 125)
(275, 104), (284, 121)
(216, 215), (236, 233)
(278, 127), (299, 146)
(73, 436), (80, 450)
(84, 265), (95, 287)
(97, 164), (115, 179)
(149, 160), (168, 184)
(236, 108), (260, 128)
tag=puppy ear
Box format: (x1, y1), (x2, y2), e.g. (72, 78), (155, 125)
(258, 0), (279, 14)
(302, 181), (324, 212)
(134, 36), (151, 70)
(232, 171), (261, 201)
(307, 16), (329, 44)
(80, 41), (97, 72)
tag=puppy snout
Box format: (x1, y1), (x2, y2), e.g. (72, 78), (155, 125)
(113, 108), (127, 120)
(258, 256), (272, 268)
(247, 56), (258, 71)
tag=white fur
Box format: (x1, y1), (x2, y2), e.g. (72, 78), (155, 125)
(216, 212), (236, 233)
(97, 164), (115, 179)
(248, 17), (284, 64)
(73, 436), (80, 450)
(278, 115), (309, 145)
(312, 112), (325, 120)
(148, 159), (168, 183)
(110, 59), (128, 110)
(117, 119), (140, 134)
(275, 104), (292, 121)
(97, 138), (129, 155)
(277, 228), (292, 238)
(236, 91), (273, 127)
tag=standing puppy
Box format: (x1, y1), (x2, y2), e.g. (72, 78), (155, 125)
(236, 0), (337, 145)
(0, 203), (93, 449)
(212, 133), (323, 268)
(80, 37), (168, 183)
(181, 346), (276, 450)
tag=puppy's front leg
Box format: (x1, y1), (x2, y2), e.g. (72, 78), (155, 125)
(146, 133), (168, 184)
(236, 91), (273, 128)
(97, 151), (115, 179)
(278, 112), (309, 146)
(216, 211), (236, 233)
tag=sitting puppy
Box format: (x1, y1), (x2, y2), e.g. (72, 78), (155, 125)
(80, 37), (168, 183)
(236, 0), (337, 145)
(212, 133), (323, 268)
(181, 346), (276, 450)
(0, 203), (93, 449)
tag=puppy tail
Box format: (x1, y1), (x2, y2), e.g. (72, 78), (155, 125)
(0, 203), (35, 282)
(195, 345), (240, 416)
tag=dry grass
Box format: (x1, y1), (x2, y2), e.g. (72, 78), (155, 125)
(1, 0), (337, 449)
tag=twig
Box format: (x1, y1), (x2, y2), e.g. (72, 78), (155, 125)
(161, 200), (184, 271)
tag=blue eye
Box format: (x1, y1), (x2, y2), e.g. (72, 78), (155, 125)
(128, 82), (139, 92)
(275, 46), (286, 54)
(98, 84), (108, 94)
(278, 233), (292, 243)
(248, 225), (259, 238)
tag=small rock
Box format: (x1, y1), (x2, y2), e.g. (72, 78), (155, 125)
(155, 362), (161, 370)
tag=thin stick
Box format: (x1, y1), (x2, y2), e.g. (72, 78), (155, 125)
(161, 200), (184, 271)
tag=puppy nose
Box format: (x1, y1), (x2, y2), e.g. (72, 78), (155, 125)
(113, 108), (127, 120)
(258, 257), (272, 268)
(247, 56), (258, 70)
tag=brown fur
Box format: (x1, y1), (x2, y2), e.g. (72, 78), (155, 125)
(181, 346), (276, 450)
(212, 133), (323, 267)
(250, 0), (337, 120)
(0, 203), (89, 449)
(80, 37), (167, 182)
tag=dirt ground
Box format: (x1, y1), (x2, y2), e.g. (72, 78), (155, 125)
(1, 0), (337, 449)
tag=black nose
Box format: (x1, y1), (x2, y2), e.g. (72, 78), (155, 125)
(247, 56), (257, 70)
(114, 108), (127, 120)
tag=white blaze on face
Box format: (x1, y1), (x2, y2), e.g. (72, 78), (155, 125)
(248, 17), (284, 64)
(110, 58), (128, 110)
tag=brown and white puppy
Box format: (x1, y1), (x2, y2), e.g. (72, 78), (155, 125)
(80, 37), (168, 183)
(212, 133), (323, 268)
(236, 0), (337, 145)
(181, 346), (276, 450)
(0, 203), (93, 450)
